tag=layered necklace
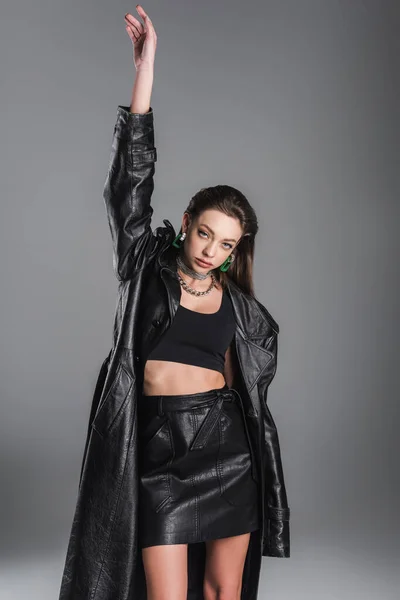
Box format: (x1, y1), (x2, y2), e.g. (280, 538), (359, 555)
(176, 253), (217, 297)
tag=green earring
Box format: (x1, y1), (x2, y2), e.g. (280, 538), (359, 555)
(220, 254), (235, 272)
(172, 230), (186, 248)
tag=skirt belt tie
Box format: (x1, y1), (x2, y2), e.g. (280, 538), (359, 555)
(189, 390), (233, 451)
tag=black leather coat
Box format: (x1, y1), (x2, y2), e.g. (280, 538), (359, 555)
(59, 106), (290, 600)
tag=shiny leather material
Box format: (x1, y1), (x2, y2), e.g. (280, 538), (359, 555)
(59, 105), (290, 600)
(137, 385), (260, 549)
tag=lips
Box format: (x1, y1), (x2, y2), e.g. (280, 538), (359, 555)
(196, 257), (213, 267)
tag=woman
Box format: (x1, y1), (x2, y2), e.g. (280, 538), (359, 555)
(59, 5), (290, 600)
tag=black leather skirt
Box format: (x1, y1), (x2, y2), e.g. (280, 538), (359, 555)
(137, 383), (260, 548)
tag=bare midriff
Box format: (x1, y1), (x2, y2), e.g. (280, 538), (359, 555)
(142, 361), (226, 396)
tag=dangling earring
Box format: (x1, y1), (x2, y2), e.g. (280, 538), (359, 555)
(172, 230), (186, 248)
(220, 253), (235, 272)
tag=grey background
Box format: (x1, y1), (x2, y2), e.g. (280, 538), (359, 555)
(1, 1), (399, 598)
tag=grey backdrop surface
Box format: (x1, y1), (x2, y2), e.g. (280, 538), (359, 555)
(1, 1), (399, 598)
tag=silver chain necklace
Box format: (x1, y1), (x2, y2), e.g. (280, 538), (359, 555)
(177, 271), (217, 296)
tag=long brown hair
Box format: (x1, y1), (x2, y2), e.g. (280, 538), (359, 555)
(181, 185), (259, 297)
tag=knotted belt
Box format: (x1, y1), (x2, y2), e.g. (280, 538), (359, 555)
(189, 387), (259, 483)
(155, 386), (258, 483)
(189, 388), (234, 451)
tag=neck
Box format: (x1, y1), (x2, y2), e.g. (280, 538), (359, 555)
(176, 252), (211, 281)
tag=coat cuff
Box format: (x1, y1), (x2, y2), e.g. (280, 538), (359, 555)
(262, 506), (291, 558)
(113, 105), (156, 155)
(117, 104), (154, 121)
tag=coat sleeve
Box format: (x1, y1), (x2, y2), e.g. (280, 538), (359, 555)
(103, 105), (161, 281)
(258, 332), (291, 558)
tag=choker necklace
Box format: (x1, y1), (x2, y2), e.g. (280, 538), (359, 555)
(176, 253), (212, 280)
(176, 253), (216, 296)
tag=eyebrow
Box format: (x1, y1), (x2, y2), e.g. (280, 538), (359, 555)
(199, 223), (238, 244)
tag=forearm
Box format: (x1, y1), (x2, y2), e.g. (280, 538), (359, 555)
(130, 68), (154, 114)
(104, 104), (157, 280)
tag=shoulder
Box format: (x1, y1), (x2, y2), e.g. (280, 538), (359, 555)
(227, 279), (280, 336)
(253, 297), (280, 335)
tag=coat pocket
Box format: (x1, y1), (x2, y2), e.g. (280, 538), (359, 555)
(91, 362), (134, 437)
(138, 417), (175, 513)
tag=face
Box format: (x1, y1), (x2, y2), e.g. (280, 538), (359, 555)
(180, 209), (243, 271)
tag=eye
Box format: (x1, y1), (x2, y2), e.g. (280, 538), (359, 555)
(198, 230), (233, 250)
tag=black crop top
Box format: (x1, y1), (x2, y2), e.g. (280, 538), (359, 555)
(147, 290), (236, 374)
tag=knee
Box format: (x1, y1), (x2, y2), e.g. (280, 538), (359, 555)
(203, 579), (241, 600)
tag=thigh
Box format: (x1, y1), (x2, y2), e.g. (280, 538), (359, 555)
(203, 533), (251, 599)
(141, 544), (188, 600)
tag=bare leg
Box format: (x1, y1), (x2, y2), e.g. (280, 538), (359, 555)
(141, 543), (188, 600)
(203, 533), (251, 600)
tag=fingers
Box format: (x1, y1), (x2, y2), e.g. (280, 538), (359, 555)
(125, 26), (136, 43)
(124, 6), (157, 45)
(136, 4), (148, 19)
(124, 14), (142, 38)
(134, 4), (157, 38)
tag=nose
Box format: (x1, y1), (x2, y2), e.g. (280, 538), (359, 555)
(204, 244), (217, 257)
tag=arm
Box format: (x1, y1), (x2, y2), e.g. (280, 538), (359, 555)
(223, 344), (235, 389)
(103, 70), (160, 281)
(258, 332), (291, 558)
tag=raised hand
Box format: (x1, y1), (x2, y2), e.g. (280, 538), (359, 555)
(124, 5), (158, 72)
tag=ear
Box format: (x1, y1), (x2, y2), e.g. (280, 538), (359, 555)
(181, 212), (192, 232)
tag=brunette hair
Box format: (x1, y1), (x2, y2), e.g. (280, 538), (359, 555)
(181, 185), (259, 297)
